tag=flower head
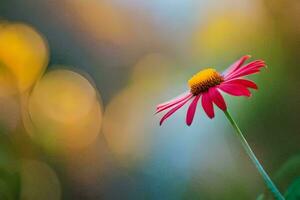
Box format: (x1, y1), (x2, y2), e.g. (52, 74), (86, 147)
(156, 55), (266, 126)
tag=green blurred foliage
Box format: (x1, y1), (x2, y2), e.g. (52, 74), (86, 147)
(284, 178), (300, 200)
(257, 155), (300, 200)
(0, 128), (20, 200)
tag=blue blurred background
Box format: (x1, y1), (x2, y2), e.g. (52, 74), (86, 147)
(0, 0), (299, 199)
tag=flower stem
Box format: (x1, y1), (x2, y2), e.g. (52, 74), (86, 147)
(224, 110), (285, 200)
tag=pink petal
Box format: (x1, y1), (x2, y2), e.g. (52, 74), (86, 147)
(225, 60), (266, 80)
(201, 92), (215, 119)
(157, 91), (191, 109)
(223, 55), (251, 77)
(242, 60), (265, 69)
(156, 92), (193, 114)
(159, 96), (193, 125)
(225, 61), (261, 79)
(233, 61), (265, 74)
(186, 94), (201, 126)
(224, 79), (258, 89)
(218, 83), (251, 97)
(208, 87), (227, 111)
(227, 69), (261, 80)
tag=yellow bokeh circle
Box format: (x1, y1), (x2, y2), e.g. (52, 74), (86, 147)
(0, 22), (48, 95)
(27, 69), (102, 153)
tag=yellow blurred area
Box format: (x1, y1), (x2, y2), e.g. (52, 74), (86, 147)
(0, 22), (48, 95)
(0, 61), (18, 97)
(66, 0), (133, 45)
(0, 96), (20, 131)
(130, 53), (176, 86)
(103, 86), (151, 163)
(27, 69), (102, 153)
(192, 11), (267, 59)
(20, 160), (61, 200)
(103, 54), (176, 164)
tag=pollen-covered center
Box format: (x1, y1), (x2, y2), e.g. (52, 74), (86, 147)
(188, 68), (223, 95)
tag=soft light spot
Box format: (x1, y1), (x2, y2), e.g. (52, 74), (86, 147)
(0, 23), (48, 94)
(27, 69), (102, 153)
(20, 160), (61, 200)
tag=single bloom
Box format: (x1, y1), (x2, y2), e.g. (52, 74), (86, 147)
(156, 55), (266, 126)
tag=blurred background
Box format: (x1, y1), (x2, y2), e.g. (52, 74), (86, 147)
(0, 0), (299, 199)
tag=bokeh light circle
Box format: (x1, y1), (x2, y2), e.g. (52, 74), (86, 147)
(103, 53), (177, 165)
(0, 22), (48, 94)
(27, 69), (103, 153)
(20, 160), (61, 200)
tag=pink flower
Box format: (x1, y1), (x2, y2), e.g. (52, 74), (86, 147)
(156, 55), (266, 126)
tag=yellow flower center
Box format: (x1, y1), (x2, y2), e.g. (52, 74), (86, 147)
(188, 68), (223, 95)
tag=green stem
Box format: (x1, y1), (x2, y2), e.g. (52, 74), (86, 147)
(224, 110), (285, 200)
